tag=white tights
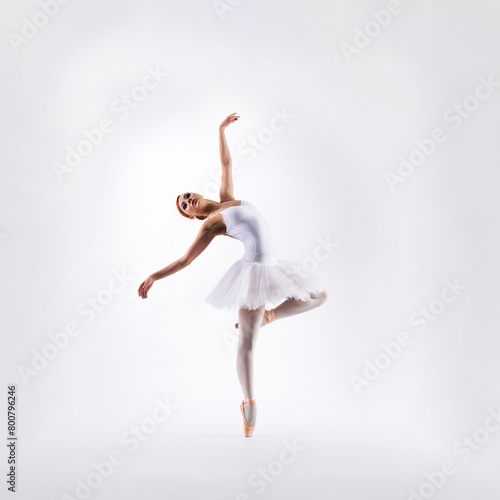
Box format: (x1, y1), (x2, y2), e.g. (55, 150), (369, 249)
(236, 289), (328, 426)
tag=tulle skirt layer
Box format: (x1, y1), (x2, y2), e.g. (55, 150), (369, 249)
(205, 258), (326, 312)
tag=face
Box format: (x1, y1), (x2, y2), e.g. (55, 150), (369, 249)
(179, 192), (203, 218)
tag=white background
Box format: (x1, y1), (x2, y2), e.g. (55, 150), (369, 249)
(1, 0), (500, 499)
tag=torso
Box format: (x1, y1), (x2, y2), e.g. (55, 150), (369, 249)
(205, 200), (242, 238)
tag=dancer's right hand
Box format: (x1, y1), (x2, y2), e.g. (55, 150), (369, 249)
(138, 276), (155, 299)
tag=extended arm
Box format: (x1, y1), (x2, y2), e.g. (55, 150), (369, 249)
(219, 112), (239, 202)
(138, 224), (219, 298)
(219, 126), (232, 167)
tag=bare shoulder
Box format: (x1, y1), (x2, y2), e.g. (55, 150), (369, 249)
(202, 214), (226, 236)
(202, 200), (242, 236)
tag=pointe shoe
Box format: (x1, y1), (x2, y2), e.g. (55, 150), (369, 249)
(240, 397), (256, 437)
(264, 308), (276, 324)
(235, 308), (276, 329)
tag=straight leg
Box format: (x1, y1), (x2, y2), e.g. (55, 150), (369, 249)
(236, 305), (265, 426)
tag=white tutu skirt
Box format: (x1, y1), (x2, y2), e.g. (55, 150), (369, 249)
(205, 258), (326, 312)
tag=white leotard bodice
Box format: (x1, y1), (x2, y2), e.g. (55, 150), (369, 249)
(212, 200), (277, 264)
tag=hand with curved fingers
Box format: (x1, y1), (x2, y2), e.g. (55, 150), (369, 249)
(220, 112), (240, 130)
(138, 275), (155, 299)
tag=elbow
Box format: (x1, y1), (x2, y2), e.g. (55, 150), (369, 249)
(180, 256), (191, 267)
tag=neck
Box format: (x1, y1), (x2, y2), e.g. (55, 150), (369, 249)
(201, 200), (223, 217)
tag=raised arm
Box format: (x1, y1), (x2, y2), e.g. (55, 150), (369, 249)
(219, 112), (239, 202)
(138, 224), (220, 299)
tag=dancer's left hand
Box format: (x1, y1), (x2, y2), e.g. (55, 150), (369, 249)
(138, 276), (155, 299)
(220, 112), (239, 130)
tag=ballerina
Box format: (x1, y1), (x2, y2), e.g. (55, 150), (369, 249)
(138, 112), (328, 437)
